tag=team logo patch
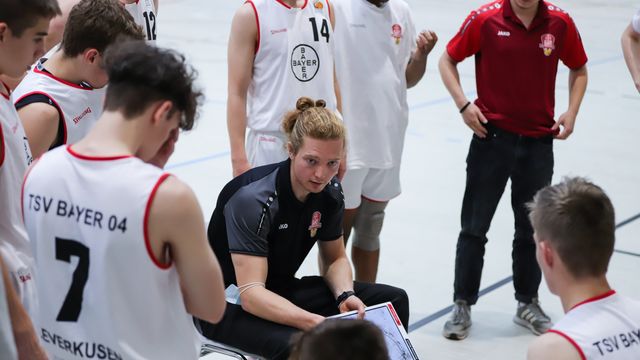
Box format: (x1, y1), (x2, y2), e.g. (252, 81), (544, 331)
(16, 267), (33, 283)
(391, 24), (402, 44)
(539, 33), (555, 56)
(309, 211), (322, 237)
(291, 44), (320, 82)
(314, 0), (323, 9)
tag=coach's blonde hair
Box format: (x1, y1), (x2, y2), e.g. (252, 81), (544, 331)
(282, 97), (346, 154)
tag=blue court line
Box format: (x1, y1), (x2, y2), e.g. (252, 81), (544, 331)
(408, 275), (512, 333)
(616, 212), (640, 229)
(164, 151), (230, 170)
(407, 211), (640, 333)
(614, 249), (640, 258)
(179, 55), (623, 171)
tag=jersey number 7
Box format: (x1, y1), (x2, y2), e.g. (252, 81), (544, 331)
(55, 237), (90, 322)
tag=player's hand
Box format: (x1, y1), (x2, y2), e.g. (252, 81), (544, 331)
(552, 110), (576, 140)
(461, 102), (488, 138)
(147, 128), (179, 169)
(232, 158), (251, 177)
(339, 295), (366, 320)
(415, 30), (438, 58)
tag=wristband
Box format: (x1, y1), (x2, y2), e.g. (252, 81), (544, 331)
(335, 290), (355, 308)
(459, 101), (471, 113)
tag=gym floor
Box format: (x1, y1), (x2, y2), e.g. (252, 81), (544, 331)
(157, 0), (640, 358)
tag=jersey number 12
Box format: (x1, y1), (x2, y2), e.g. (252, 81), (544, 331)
(142, 11), (157, 41)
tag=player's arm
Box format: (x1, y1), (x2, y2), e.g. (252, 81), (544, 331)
(527, 333), (582, 360)
(18, 102), (60, 158)
(227, 3), (257, 177)
(406, 30), (438, 88)
(318, 237), (365, 317)
(552, 65), (587, 140)
(0, 256), (47, 360)
(232, 253), (324, 331)
(438, 52), (488, 138)
(148, 176), (226, 324)
(622, 24), (640, 93)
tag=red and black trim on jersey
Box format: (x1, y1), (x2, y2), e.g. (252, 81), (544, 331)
(33, 62), (94, 91)
(66, 145), (132, 161)
(245, 1), (261, 54)
(0, 82), (9, 168)
(144, 173), (173, 270)
(547, 290), (618, 360)
(15, 91), (67, 148)
(570, 290), (616, 310)
(547, 329), (587, 360)
(275, 0), (308, 10)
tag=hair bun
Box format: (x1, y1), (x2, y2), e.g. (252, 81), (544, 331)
(314, 99), (326, 108)
(296, 97), (315, 112)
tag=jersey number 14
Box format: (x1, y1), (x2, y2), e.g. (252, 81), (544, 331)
(308, 17), (329, 43)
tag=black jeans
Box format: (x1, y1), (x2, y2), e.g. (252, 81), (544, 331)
(453, 125), (553, 305)
(196, 276), (409, 360)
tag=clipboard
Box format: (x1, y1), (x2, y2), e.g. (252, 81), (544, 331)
(329, 302), (419, 360)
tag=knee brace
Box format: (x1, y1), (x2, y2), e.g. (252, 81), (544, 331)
(351, 200), (388, 251)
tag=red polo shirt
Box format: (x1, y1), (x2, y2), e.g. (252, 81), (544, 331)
(446, 0), (587, 137)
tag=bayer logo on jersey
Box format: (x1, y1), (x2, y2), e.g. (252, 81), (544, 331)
(290, 44), (320, 82)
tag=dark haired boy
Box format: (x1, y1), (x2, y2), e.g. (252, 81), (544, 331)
(13, 0), (144, 158)
(22, 40), (226, 359)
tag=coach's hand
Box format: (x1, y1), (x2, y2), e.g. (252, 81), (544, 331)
(461, 102), (488, 138)
(339, 295), (366, 320)
(552, 110), (576, 140)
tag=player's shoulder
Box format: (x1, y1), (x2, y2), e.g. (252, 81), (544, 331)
(235, 0), (259, 20)
(221, 163), (281, 207)
(543, 1), (575, 24)
(527, 331), (582, 360)
(321, 176), (344, 205)
(469, 1), (503, 20)
(151, 174), (202, 216)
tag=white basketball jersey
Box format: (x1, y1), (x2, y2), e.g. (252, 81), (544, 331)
(0, 83), (37, 314)
(23, 147), (199, 360)
(125, 0), (157, 43)
(12, 59), (105, 148)
(246, 0), (336, 132)
(333, 0), (416, 169)
(550, 291), (640, 359)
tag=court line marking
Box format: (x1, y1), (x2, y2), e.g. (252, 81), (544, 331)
(165, 55), (624, 170)
(407, 211), (640, 333)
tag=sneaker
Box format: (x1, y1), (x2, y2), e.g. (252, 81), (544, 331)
(442, 300), (472, 340)
(513, 298), (553, 335)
